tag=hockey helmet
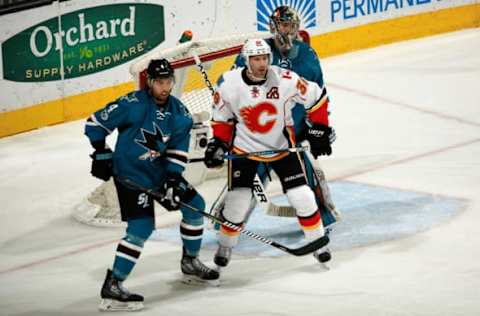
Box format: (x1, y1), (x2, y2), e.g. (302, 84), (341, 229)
(146, 58), (174, 80)
(242, 38), (272, 73)
(269, 6), (300, 49)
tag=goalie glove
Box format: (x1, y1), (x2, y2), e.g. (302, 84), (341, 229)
(306, 124), (335, 158)
(160, 173), (191, 211)
(204, 138), (228, 168)
(90, 143), (113, 181)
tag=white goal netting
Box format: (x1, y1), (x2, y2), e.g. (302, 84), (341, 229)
(73, 31), (270, 227)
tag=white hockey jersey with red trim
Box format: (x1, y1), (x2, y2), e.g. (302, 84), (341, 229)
(211, 65), (324, 160)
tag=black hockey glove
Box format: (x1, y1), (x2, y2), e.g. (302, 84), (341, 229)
(204, 138), (228, 168)
(306, 124), (335, 158)
(160, 173), (190, 211)
(90, 147), (113, 181)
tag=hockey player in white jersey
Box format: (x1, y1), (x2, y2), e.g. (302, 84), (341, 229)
(204, 39), (333, 270)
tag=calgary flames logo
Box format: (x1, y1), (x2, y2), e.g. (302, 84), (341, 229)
(240, 102), (277, 133)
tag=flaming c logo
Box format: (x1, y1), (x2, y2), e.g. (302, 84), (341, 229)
(240, 102), (277, 133)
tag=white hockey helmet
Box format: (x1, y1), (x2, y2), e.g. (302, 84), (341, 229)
(242, 38), (272, 73)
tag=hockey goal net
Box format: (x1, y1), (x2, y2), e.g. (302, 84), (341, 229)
(73, 31), (270, 227)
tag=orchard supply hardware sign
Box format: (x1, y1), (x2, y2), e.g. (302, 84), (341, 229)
(2, 3), (165, 82)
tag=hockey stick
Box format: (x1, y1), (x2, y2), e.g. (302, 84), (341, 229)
(188, 146), (309, 163)
(225, 146), (309, 159)
(192, 53), (216, 95)
(117, 177), (329, 256)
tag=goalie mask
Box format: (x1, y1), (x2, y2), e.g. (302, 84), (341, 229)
(269, 6), (300, 52)
(241, 38), (272, 75)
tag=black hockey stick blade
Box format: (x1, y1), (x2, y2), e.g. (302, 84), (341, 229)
(271, 235), (329, 256)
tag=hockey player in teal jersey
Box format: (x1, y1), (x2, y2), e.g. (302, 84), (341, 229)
(233, 6), (339, 236)
(85, 59), (218, 312)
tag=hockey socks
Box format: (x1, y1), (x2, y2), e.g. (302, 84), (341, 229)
(297, 210), (325, 240)
(180, 220), (204, 256)
(112, 217), (153, 280)
(179, 193), (206, 256)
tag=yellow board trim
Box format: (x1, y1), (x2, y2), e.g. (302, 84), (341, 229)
(1, 4), (479, 138)
(0, 82), (135, 137)
(311, 4), (480, 58)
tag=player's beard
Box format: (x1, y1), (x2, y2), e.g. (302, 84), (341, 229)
(153, 89), (171, 105)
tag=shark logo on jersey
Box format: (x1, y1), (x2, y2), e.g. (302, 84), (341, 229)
(135, 123), (170, 161)
(240, 102), (277, 134)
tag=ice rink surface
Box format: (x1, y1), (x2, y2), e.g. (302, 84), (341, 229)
(1, 28), (479, 315)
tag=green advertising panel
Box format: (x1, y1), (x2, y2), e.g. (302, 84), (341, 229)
(2, 3), (165, 82)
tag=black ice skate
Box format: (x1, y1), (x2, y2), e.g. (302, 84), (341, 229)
(214, 245), (232, 268)
(181, 248), (220, 286)
(99, 269), (144, 312)
(313, 246), (332, 270)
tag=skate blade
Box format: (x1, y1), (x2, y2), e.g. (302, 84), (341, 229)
(181, 274), (220, 287)
(99, 299), (144, 312)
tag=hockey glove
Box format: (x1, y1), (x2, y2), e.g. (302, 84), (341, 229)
(306, 124), (334, 158)
(160, 173), (190, 211)
(90, 147), (113, 181)
(204, 138), (228, 168)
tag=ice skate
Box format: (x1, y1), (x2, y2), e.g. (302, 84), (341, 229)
(181, 249), (220, 286)
(99, 269), (144, 312)
(214, 244), (232, 269)
(313, 246), (331, 270)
